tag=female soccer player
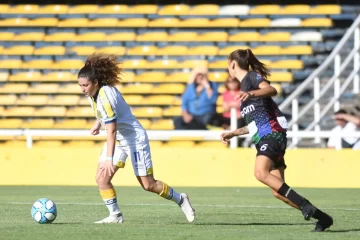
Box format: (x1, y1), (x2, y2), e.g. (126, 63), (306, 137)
(220, 49), (333, 232)
(77, 53), (195, 223)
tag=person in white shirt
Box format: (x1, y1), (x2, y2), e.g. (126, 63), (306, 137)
(77, 53), (195, 223)
(332, 110), (360, 150)
(328, 110), (358, 149)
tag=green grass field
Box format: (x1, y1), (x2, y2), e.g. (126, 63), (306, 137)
(0, 187), (359, 240)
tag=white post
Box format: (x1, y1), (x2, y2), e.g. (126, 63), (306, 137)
(314, 77), (321, 143)
(26, 134), (33, 149)
(291, 99), (299, 147)
(230, 107), (238, 149)
(334, 54), (341, 112)
(354, 27), (360, 94)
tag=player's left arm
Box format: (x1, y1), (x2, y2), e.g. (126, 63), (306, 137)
(220, 126), (249, 144)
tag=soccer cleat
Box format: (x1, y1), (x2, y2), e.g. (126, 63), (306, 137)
(300, 199), (317, 221)
(94, 213), (124, 224)
(312, 211), (333, 232)
(179, 193), (195, 223)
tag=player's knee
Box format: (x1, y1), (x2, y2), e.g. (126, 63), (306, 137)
(254, 170), (268, 183)
(95, 175), (111, 186)
(141, 182), (156, 192)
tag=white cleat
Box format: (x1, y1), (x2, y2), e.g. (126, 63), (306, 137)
(94, 213), (124, 224)
(179, 193), (195, 223)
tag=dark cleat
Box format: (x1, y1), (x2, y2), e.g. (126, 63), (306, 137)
(312, 211), (333, 232)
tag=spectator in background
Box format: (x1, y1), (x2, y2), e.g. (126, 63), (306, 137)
(222, 76), (245, 129)
(333, 110), (360, 150)
(327, 109), (359, 149)
(174, 67), (218, 130)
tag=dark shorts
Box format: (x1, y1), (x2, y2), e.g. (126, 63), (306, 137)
(255, 132), (287, 170)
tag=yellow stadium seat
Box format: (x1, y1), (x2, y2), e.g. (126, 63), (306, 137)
(280, 45), (312, 55)
(33, 140), (63, 148)
(0, 95), (17, 105)
(75, 32), (106, 41)
(240, 18), (271, 27)
(271, 60), (303, 69)
(148, 59), (178, 69)
(174, 98), (181, 105)
(120, 72), (136, 83)
(33, 107), (66, 117)
(0, 72), (9, 82)
(156, 46), (188, 56)
(58, 18), (89, 27)
(66, 107), (93, 117)
(16, 95), (48, 106)
(211, 18), (240, 28)
(0, 18), (28, 27)
(135, 72), (166, 82)
(63, 141), (95, 148)
(121, 83), (153, 94)
(188, 46), (218, 56)
(132, 107), (163, 118)
(53, 119), (88, 129)
(138, 119), (152, 129)
(216, 97), (223, 105)
(123, 95), (143, 105)
(0, 83), (28, 93)
(302, 18), (332, 27)
(259, 59), (272, 66)
(44, 32), (76, 42)
(57, 84), (81, 94)
(106, 32), (136, 41)
(0, 59), (22, 69)
(4, 107), (34, 117)
(21, 59), (53, 69)
(68, 5), (99, 14)
(34, 46), (66, 55)
(78, 97), (90, 105)
(148, 18), (180, 27)
(250, 5), (281, 14)
(141, 95), (175, 105)
(0, 32), (14, 41)
(180, 59), (208, 68)
(252, 46), (281, 55)
(27, 18), (58, 27)
(196, 32), (228, 42)
(0, 136), (15, 141)
(136, 32), (169, 41)
(311, 5), (341, 14)
(164, 72), (190, 83)
(0, 118), (23, 128)
(3, 45), (34, 55)
(9, 71), (42, 82)
(150, 119), (174, 130)
(168, 32), (198, 42)
(48, 95), (80, 106)
(208, 72), (228, 82)
(178, 18), (210, 27)
(127, 46), (157, 56)
(52, 59), (84, 70)
(158, 4), (190, 15)
(260, 32), (291, 42)
(69, 46), (96, 56)
(228, 32), (260, 42)
(218, 85), (226, 93)
(208, 60), (227, 69)
(22, 119), (54, 129)
(28, 83), (58, 93)
(149, 141), (163, 147)
(163, 106), (181, 117)
(197, 141), (227, 148)
(218, 45), (248, 55)
(98, 5), (129, 14)
(9, 4), (39, 13)
(3, 140), (27, 147)
(163, 141), (195, 148)
(15, 33), (44, 42)
(282, 5), (311, 14)
(123, 59), (148, 69)
(88, 18), (118, 27)
(37, 4), (69, 14)
(41, 71), (76, 82)
(188, 4), (219, 15)
(131, 5), (158, 14)
(97, 46), (126, 55)
(0, 4), (9, 12)
(118, 18), (149, 27)
(268, 72), (293, 82)
(153, 84), (185, 94)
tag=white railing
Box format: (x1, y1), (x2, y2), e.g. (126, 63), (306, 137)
(279, 14), (360, 148)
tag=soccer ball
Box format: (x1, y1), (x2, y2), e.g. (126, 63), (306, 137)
(31, 198), (57, 224)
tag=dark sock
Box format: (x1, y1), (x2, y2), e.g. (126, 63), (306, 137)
(277, 183), (305, 207)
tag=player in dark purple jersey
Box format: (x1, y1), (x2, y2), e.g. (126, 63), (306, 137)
(220, 49), (333, 232)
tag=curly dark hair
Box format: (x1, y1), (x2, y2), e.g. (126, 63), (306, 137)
(78, 53), (122, 86)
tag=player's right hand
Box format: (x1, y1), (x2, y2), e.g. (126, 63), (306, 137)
(90, 125), (101, 135)
(220, 132), (233, 144)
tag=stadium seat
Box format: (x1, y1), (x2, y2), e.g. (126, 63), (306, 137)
(0, 4), (9, 13)
(97, 5), (128, 14)
(138, 119), (152, 129)
(3, 140), (27, 147)
(52, 59), (84, 70)
(220, 5), (250, 15)
(127, 46), (157, 56)
(131, 4), (158, 14)
(33, 107), (66, 117)
(260, 32), (291, 42)
(168, 32), (198, 41)
(3, 46), (34, 55)
(271, 59), (303, 69)
(118, 18), (149, 27)
(69, 46), (97, 56)
(163, 140), (196, 147)
(27, 18), (59, 27)
(208, 72), (228, 82)
(270, 18), (301, 27)
(3, 107), (34, 117)
(57, 84), (81, 94)
(218, 85), (225, 93)
(123, 95), (144, 105)
(196, 32), (228, 42)
(48, 95), (80, 106)
(66, 107), (93, 117)
(120, 72), (136, 82)
(37, 4), (69, 14)
(0, 118), (23, 128)
(0, 72), (9, 82)
(282, 5), (311, 14)
(291, 31), (322, 42)
(208, 60), (227, 69)
(78, 97), (90, 105)
(240, 18), (271, 27)
(149, 141), (163, 147)
(53, 119), (88, 129)
(134, 72), (167, 82)
(16, 95), (48, 106)
(9, 4), (39, 13)
(211, 18), (240, 28)
(121, 83), (153, 94)
(13, 32), (45, 41)
(0, 18), (28, 27)
(188, 46), (218, 55)
(75, 32), (106, 41)
(123, 59), (148, 69)
(158, 4), (190, 15)
(174, 98), (181, 105)
(157, 46), (189, 56)
(28, 84), (58, 93)
(58, 18), (89, 27)
(152, 84), (185, 94)
(280, 45), (312, 55)
(97, 46), (126, 55)
(196, 141), (227, 148)
(0, 83), (28, 93)
(9, 71), (42, 82)
(22, 119), (55, 129)
(148, 59), (179, 69)
(44, 32), (76, 42)
(163, 106), (181, 117)
(228, 32), (260, 42)
(0, 59), (22, 69)
(250, 5), (281, 14)
(150, 119), (174, 130)
(41, 71), (76, 82)
(188, 4), (219, 15)
(311, 5), (341, 14)
(106, 32), (136, 41)
(33, 140), (63, 148)
(216, 97), (223, 105)
(268, 72), (293, 82)
(164, 72), (190, 83)
(132, 107), (163, 118)
(0, 95), (17, 105)
(252, 45), (281, 55)
(88, 18), (118, 27)
(34, 46), (66, 55)
(181, 59), (208, 68)
(136, 32), (169, 41)
(141, 95), (175, 105)
(68, 4), (99, 14)
(22, 59), (53, 69)
(178, 18), (210, 27)
(148, 18), (180, 28)
(302, 18), (332, 27)
(218, 45), (248, 55)
(0, 32), (14, 41)
(63, 141), (95, 148)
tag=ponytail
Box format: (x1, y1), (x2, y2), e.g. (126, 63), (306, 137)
(228, 49), (270, 79)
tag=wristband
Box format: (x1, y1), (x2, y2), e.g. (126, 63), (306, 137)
(106, 157), (113, 161)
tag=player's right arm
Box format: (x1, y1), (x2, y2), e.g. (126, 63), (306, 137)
(220, 126), (249, 144)
(91, 119), (101, 135)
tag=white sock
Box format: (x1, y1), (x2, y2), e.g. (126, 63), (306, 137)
(168, 188), (182, 205)
(104, 198), (121, 215)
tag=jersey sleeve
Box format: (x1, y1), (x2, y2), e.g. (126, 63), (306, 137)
(249, 72), (269, 89)
(98, 87), (117, 124)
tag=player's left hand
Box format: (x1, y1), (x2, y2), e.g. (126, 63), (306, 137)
(235, 91), (252, 102)
(220, 132), (233, 144)
(100, 160), (115, 178)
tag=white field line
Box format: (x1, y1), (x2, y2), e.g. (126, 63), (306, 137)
(6, 202), (360, 211)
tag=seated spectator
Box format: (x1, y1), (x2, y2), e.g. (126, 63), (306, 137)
(174, 67), (218, 130)
(334, 111), (360, 149)
(327, 109), (359, 149)
(222, 76), (245, 129)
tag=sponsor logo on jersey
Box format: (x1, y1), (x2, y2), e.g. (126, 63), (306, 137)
(241, 104), (255, 117)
